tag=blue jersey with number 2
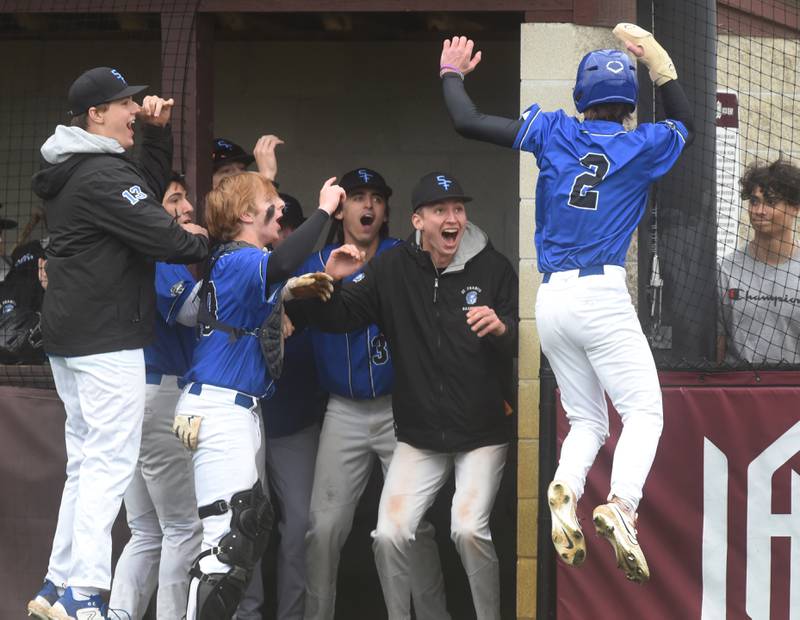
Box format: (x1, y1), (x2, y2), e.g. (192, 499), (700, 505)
(513, 105), (687, 273)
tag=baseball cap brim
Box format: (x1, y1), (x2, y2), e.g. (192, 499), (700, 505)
(107, 84), (148, 103)
(0, 218), (18, 230)
(345, 181), (393, 200)
(415, 194), (472, 210)
(213, 154), (255, 171)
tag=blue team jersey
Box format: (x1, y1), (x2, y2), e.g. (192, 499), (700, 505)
(514, 105), (687, 272)
(298, 237), (400, 400)
(185, 245), (280, 398)
(144, 263), (197, 378)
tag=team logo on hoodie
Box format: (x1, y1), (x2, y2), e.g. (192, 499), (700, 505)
(462, 286), (481, 308)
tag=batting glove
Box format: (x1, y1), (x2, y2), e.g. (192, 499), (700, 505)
(282, 272), (334, 302)
(613, 22), (678, 86)
(173, 414), (202, 451)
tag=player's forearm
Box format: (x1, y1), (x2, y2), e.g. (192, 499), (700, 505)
(442, 74), (522, 147)
(267, 209), (330, 283)
(658, 80), (694, 146)
(136, 123), (173, 201)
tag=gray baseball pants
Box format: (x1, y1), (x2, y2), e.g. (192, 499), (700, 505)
(110, 375), (202, 619)
(303, 395), (450, 620)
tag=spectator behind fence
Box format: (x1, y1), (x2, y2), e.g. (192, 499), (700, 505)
(717, 159), (800, 365)
(26, 66), (208, 620)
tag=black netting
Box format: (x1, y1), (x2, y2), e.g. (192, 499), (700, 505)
(0, 3), (198, 384)
(639, 0), (800, 370)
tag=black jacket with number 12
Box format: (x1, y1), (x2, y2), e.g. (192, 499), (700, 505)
(32, 124), (208, 357)
(299, 223), (518, 453)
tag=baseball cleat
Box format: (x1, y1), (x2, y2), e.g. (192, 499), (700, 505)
(592, 498), (650, 584)
(46, 587), (131, 620)
(27, 579), (59, 619)
(547, 480), (586, 566)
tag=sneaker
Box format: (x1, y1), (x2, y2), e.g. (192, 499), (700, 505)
(27, 579), (59, 619)
(547, 480), (586, 566)
(46, 587), (130, 620)
(592, 497), (650, 583)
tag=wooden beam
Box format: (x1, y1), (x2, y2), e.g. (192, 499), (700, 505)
(161, 10), (214, 220)
(2, 0), (552, 12)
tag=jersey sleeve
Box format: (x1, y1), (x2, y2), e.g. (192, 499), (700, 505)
(85, 165), (208, 263)
(154, 263), (196, 326)
(294, 249), (327, 278)
(646, 119), (689, 181)
(512, 105), (565, 159)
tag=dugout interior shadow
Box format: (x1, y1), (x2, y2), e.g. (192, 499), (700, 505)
(210, 11), (522, 620)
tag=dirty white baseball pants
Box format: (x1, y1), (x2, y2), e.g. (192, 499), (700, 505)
(110, 374), (202, 619)
(372, 441), (508, 620)
(45, 349), (145, 590)
(303, 395), (449, 620)
(180, 383), (263, 620)
(535, 265), (663, 509)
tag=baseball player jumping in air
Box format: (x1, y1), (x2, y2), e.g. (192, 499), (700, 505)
(297, 168), (449, 620)
(439, 24), (694, 583)
(173, 171), (340, 620)
(27, 67), (208, 620)
(108, 173), (203, 619)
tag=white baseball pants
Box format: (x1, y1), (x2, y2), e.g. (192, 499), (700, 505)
(371, 441), (508, 620)
(535, 265), (663, 509)
(179, 383), (262, 620)
(109, 375), (202, 619)
(45, 349), (146, 591)
(303, 395), (449, 620)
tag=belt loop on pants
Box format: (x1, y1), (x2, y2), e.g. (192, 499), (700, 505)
(187, 382), (257, 410)
(542, 264), (605, 283)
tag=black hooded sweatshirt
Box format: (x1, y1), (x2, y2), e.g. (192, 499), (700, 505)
(297, 223), (519, 452)
(32, 124), (208, 356)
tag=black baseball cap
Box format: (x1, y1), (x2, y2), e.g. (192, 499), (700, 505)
(339, 168), (393, 199)
(278, 193), (305, 230)
(68, 67), (148, 117)
(411, 171), (472, 211)
(212, 138), (255, 171)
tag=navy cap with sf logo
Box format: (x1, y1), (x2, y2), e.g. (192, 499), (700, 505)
(411, 171), (472, 211)
(339, 168), (393, 199)
(67, 67), (148, 117)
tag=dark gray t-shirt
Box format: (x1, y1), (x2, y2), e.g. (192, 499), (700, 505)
(717, 245), (800, 365)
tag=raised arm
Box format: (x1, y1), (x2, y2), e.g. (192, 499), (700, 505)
(266, 177), (344, 283)
(135, 95), (176, 199)
(613, 23), (695, 146)
(440, 36), (522, 148)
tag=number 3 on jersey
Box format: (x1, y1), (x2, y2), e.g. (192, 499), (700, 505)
(568, 153), (610, 211)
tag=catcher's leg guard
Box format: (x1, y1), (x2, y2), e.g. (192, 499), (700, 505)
(190, 481), (275, 620)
